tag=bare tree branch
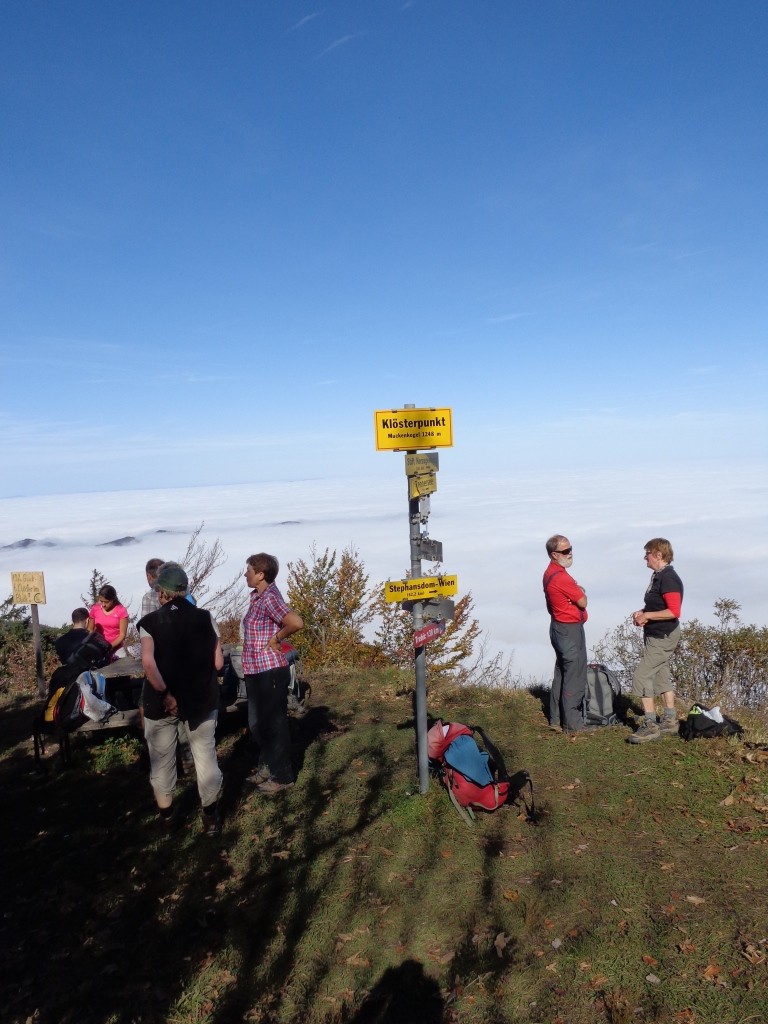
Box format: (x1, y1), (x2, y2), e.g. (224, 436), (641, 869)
(178, 522), (247, 624)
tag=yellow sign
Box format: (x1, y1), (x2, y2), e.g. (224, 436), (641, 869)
(408, 473), (437, 499)
(11, 571), (47, 605)
(405, 452), (439, 476)
(384, 575), (458, 603)
(374, 407), (453, 451)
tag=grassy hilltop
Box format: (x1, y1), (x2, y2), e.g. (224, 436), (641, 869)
(1, 667), (767, 1024)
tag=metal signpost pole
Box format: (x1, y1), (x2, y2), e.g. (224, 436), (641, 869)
(373, 405), (453, 798)
(407, 457), (430, 795)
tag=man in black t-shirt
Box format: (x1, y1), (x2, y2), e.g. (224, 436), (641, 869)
(54, 608), (91, 664)
(629, 538), (684, 744)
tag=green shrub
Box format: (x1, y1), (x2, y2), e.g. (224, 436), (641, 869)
(0, 595), (61, 694)
(372, 590), (482, 685)
(286, 545), (375, 670)
(594, 598), (768, 712)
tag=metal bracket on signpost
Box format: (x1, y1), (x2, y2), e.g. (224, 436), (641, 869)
(423, 598), (454, 623)
(415, 537), (443, 563)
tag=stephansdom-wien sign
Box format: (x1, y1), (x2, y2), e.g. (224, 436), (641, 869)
(383, 575), (458, 603)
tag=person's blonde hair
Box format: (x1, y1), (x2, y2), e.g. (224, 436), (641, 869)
(645, 538), (673, 563)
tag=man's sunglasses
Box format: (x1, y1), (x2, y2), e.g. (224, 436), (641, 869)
(555, 547), (573, 556)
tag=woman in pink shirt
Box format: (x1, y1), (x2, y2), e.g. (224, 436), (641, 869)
(88, 584), (129, 658)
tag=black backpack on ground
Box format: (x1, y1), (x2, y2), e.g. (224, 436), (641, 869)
(680, 703), (743, 740)
(584, 662), (621, 726)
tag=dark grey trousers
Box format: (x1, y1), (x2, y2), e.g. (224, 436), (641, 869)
(244, 667), (293, 784)
(549, 620), (588, 731)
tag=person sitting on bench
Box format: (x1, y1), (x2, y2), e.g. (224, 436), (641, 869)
(54, 608), (91, 664)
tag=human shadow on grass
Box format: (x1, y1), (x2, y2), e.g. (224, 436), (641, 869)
(415, 695), (555, 1024)
(218, 702), (340, 807)
(0, 749), (185, 1024)
(200, 730), (401, 1024)
(1, 693), (394, 1024)
(2, 681), (558, 1024)
(0, 690), (46, 756)
(342, 958), (444, 1024)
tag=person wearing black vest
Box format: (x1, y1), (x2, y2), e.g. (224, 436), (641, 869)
(629, 538), (684, 744)
(139, 561), (224, 834)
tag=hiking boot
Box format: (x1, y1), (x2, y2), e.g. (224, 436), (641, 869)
(158, 807), (177, 832)
(548, 722), (563, 732)
(565, 724), (600, 736)
(659, 715), (679, 736)
(245, 764), (271, 785)
(254, 779), (294, 796)
(201, 806), (222, 836)
(629, 720), (661, 744)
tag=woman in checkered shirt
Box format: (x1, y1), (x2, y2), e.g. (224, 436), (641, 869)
(241, 552), (303, 795)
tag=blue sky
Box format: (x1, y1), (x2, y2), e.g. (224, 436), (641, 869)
(1, 1), (766, 497)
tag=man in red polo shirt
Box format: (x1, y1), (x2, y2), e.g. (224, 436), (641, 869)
(543, 534), (593, 734)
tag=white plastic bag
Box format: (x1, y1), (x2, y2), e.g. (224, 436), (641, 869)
(701, 705), (724, 723)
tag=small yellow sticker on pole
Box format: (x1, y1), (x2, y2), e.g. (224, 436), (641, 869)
(11, 572), (47, 605)
(405, 452), (440, 476)
(408, 473), (437, 499)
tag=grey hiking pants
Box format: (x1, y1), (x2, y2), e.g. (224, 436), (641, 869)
(549, 620), (588, 732)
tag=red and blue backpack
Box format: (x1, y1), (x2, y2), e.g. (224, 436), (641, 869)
(427, 720), (535, 825)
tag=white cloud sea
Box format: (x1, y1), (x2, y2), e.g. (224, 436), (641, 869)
(1, 465), (766, 680)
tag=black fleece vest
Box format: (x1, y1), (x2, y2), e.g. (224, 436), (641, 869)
(139, 599), (218, 726)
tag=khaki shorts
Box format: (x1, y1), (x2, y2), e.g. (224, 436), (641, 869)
(632, 626), (681, 698)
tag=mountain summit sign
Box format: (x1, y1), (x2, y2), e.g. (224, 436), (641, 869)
(373, 407), (453, 451)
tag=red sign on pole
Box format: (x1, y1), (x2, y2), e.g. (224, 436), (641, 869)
(413, 621), (446, 648)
